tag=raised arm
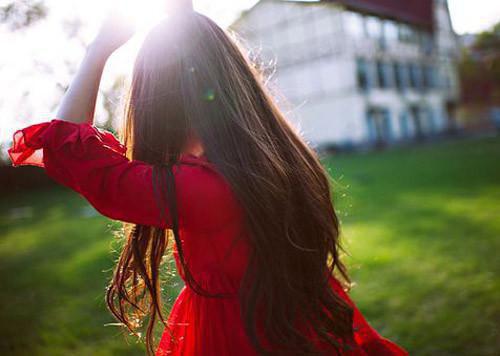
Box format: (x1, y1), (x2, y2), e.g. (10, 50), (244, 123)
(56, 14), (134, 124)
(9, 118), (238, 230)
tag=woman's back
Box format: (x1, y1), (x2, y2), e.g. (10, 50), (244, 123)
(169, 153), (251, 294)
(8, 8), (409, 356)
(9, 120), (407, 355)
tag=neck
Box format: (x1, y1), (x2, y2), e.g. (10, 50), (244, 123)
(182, 134), (204, 157)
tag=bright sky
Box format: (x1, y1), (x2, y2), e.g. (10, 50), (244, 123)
(0, 0), (258, 144)
(1, 0), (499, 145)
(448, 0), (500, 34)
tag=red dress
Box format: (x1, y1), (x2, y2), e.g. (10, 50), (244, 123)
(8, 119), (409, 356)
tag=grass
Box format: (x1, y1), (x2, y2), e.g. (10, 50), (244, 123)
(1, 136), (499, 355)
(323, 136), (500, 356)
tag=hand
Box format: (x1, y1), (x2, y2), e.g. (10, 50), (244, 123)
(166, 0), (194, 13)
(90, 12), (135, 59)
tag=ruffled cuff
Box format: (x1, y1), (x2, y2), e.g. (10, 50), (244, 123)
(8, 119), (126, 168)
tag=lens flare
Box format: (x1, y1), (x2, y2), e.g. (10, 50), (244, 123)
(114, 0), (168, 32)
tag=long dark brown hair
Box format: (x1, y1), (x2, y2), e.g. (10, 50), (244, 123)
(105, 12), (354, 355)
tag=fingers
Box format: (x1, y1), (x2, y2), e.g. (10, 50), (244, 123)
(166, 0), (194, 13)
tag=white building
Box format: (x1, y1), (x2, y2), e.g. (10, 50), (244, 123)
(231, 0), (460, 148)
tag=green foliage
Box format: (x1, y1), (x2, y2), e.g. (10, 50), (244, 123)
(1, 137), (499, 355)
(0, 0), (47, 30)
(474, 22), (500, 52)
(459, 21), (500, 104)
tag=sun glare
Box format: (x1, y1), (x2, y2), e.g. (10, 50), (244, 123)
(113, 0), (169, 33)
(100, 0), (171, 74)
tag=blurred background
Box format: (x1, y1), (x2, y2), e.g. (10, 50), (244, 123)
(1, 0), (499, 355)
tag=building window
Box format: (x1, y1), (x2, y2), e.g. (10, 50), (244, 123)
(366, 107), (392, 146)
(423, 65), (437, 89)
(399, 111), (411, 138)
(409, 105), (427, 139)
(426, 107), (437, 133)
(393, 62), (407, 91)
(420, 31), (434, 54)
(344, 11), (365, 38)
(443, 69), (453, 89)
(383, 20), (399, 43)
(409, 63), (423, 90)
(376, 61), (392, 89)
(398, 24), (410, 42)
(356, 58), (370, 91)
(365, 16), (383, 39)
(398, 24), (419, 43)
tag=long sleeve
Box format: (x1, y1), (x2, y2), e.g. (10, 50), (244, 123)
(8, 119), (173, 228)
(8, 119), (240, 232)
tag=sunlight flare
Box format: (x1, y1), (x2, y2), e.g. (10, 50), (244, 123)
(113, 0), (169, 32)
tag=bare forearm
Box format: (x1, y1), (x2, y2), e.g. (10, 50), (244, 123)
(55, 45), (110, 125)
(55, 11), (133, 124)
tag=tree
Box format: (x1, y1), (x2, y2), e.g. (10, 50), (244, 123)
(0, 0), (124, 166)
(0, 0), (48, 30)
(459, 21), (500, 105)
(474, 22), (500, 55)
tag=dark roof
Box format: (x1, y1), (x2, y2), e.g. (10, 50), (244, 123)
(233, 1), (435, 32)
(333, 0), (434, 29)
(326, 0), (434, 29)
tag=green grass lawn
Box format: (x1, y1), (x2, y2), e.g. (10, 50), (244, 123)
(1, 136), (499, 355)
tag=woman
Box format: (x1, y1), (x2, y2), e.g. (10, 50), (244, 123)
(8, 9), (408, 356)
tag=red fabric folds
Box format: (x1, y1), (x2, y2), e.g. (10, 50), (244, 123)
(329, 276), (409, 355)
(8, 119), (126, 168)
(8, 119), (409, 356)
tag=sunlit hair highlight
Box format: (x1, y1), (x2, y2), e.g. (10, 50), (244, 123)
(106, 12), (354, 355)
